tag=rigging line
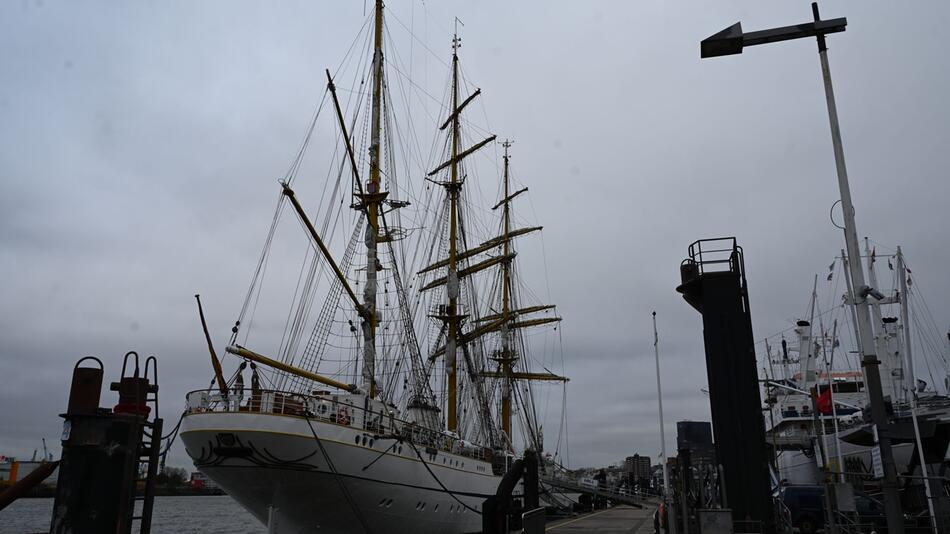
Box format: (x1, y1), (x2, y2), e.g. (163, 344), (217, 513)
(302, 416), (373, 534)
(274, 91), (360, 378)
(381, 213), (433, 403)
(910, 310), (939, 391)
(382, 38), (427, 212)
(402, 436), (480, 516)
(385, 57), (446, 119)
(384, 7), (451, 70)
(284, 89), (330, 184)
(360, 438), (400, 472)
(907, 270), (947, 351)
(333, 10), (375, 80)
(158, 411), (186, 459)
(277, 233), (314, 367)
(379, 62), (430, 220)
(241, 196), (289, 349)
(238, 192), (286, 324)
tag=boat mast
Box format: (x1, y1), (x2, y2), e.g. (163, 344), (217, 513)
(864, 238), (897, 400)
(897, 247), (917, 396)
(500, 140), (514, 440)
(361, 0), (385, 397)
(445, 30), (462, 432)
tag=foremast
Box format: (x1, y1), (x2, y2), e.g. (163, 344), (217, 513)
(360, 0), (387, 398)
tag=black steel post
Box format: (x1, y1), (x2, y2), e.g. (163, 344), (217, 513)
(677, 239), (774, 533)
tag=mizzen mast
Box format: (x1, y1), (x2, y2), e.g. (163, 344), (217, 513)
(499, 140), (515, 440)
(480, 141), (567, 450)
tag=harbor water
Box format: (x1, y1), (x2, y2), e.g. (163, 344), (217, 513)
(0, 495), (264, 534)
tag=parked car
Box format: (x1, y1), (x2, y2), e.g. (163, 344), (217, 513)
(781, 485), (928, 533)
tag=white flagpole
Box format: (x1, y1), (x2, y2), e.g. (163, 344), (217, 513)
(653, 311), (675, 534)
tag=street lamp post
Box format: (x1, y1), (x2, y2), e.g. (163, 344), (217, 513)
(701, 4), (906, 534)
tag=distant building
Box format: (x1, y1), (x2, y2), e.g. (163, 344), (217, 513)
(676, 420), (716, 465)
(0, 457), (59, 484)
(676, 421), (712, 450)
(624, 455), (651, 479)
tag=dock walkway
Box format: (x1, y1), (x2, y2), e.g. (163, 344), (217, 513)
(545, 505), (655, 533)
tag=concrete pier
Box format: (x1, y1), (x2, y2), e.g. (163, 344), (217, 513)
(545, 505), (655, 533)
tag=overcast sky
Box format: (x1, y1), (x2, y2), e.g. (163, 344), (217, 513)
(2, 0), (949, 471)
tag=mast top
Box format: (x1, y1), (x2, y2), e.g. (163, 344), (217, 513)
(452, 17), (464, 55)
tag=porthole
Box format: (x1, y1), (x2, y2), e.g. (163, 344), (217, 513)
(355, 436), (361, 444)
(378, 499), (386, 507)
(369, 439), (374, 447)
(434, 504), (439, 512)
(420, 502), (426, 511)
(362, 436), (367, 446)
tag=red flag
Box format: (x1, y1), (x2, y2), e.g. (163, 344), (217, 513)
(817, 388), (833, 415)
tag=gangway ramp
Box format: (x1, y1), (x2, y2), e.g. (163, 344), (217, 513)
(541, 477), (644, 508)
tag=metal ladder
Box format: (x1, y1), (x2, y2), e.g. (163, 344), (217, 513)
(130, 416), (163, 534)
(125, 354), (163, 534)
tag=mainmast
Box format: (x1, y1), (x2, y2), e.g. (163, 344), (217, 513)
(361, 0), (386, 397)
(444, 31), (463, 432)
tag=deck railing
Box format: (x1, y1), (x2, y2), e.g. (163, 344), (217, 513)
(185, 388), (493, 463)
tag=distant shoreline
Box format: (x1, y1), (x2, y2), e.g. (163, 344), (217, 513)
(0, 484), (226, 499)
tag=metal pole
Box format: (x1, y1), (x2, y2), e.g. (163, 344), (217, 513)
(809, 387), (837, 534)
(826, 320), (845, 483)
(652, 311), (676, 534)
(840, 250), (864, 369)
(812, 4), (904, 531)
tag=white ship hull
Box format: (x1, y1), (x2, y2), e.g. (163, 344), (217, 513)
(776, 439), (917, 485)
(181, 410), (501, 534)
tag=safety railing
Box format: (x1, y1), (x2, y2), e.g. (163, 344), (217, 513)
(185, 388), (493, 463)
(684, 237), (742, 276)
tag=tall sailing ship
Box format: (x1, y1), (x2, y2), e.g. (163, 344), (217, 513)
(179, 3), (569, 533)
